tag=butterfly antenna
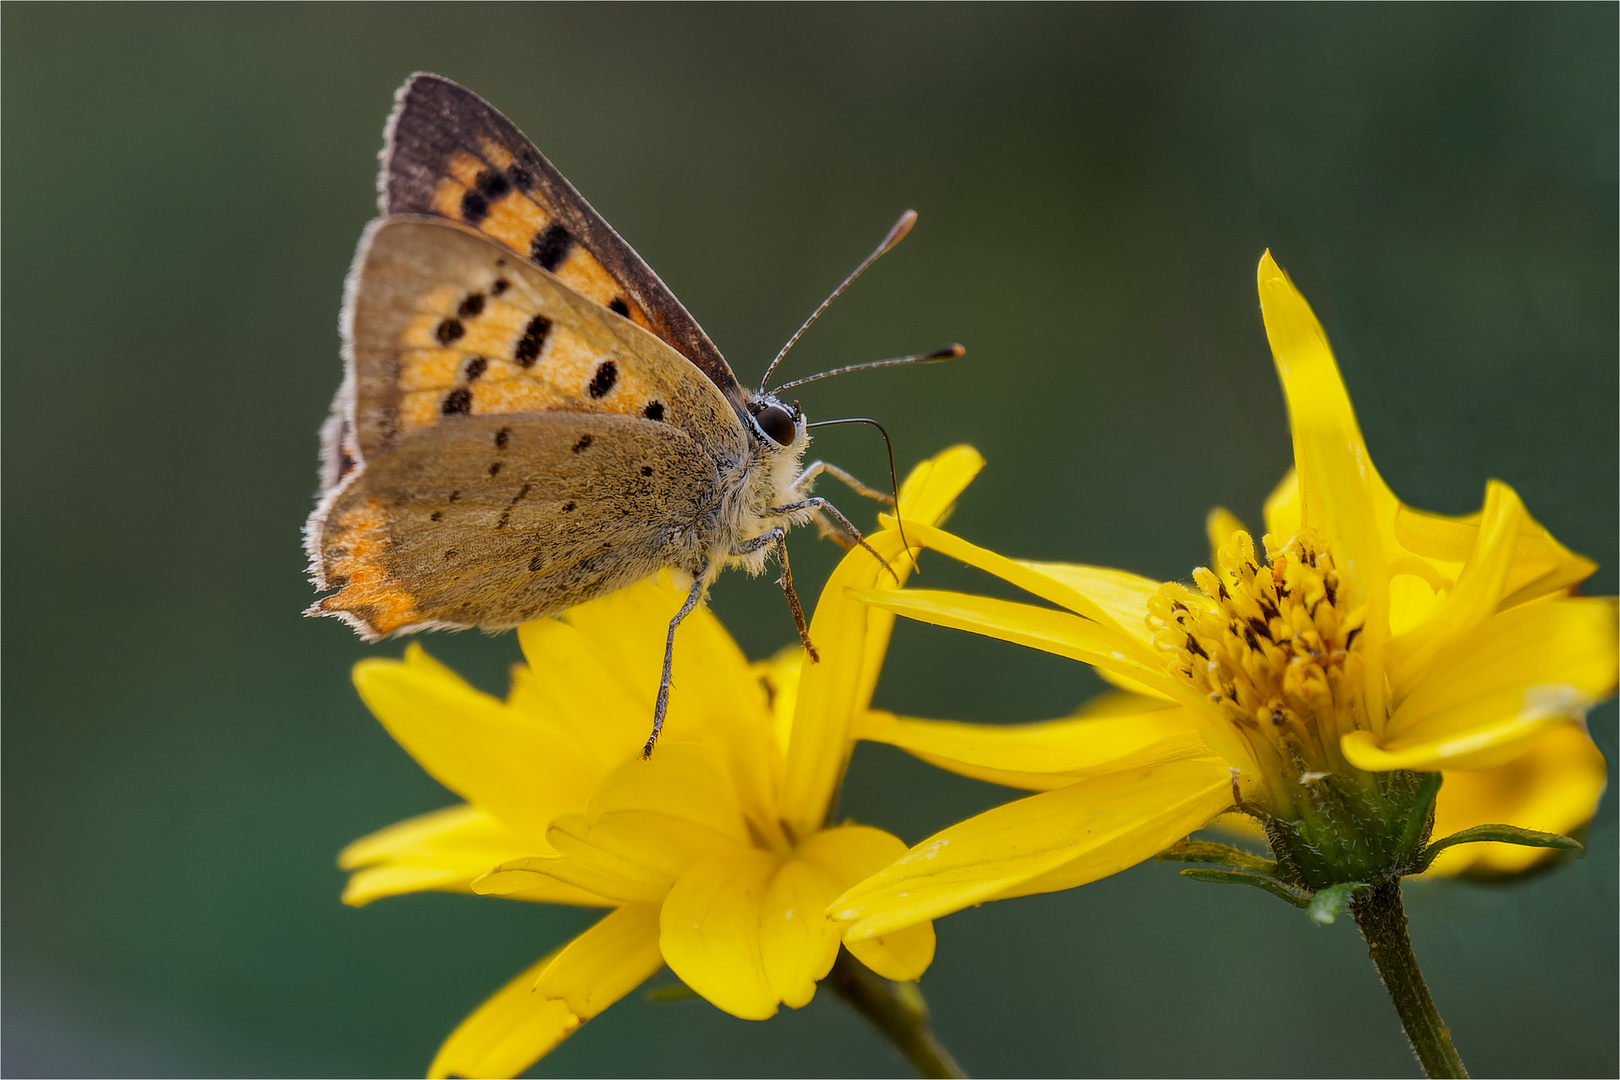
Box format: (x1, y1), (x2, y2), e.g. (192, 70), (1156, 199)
(804, 416), (916, 570)
(771, 343), (963, 395)
(757, 210), (918, 393)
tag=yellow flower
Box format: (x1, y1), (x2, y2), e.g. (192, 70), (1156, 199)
(338, 446), (983, 1079)
(831, 253), (1616, 943)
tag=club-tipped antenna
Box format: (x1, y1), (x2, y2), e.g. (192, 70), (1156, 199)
(757, 210), (919, 394)
(804, 416), (916, 572)
(772, 343), (963, 395)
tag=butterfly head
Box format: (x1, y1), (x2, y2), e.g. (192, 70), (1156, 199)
(746, 393), (807, 452)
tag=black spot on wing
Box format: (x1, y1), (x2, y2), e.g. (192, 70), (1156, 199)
(436, 318), (465, 345)
(514, 314), (552, 368)
(571, 434), (593, 454)
(609, 297), (630, 317)
(458, 293), (486, 318)
(491, 277), (510, 296)
(561, 501), (576, 513)
(459, 168), (512, 226)
(644, 401), (665, 422)
(488, 461), (503, 478)
(460, 189), (489, 225)
(587, 361), (618, 399)
(640, 466), (653, 477)
(442, 388), (472, 415)
(530, 223), (574, 272)
(510, 483), (531, 504)
(464, 356), (488, 381)
(430, 511), (443, 522)
(494, 426), (510, 450)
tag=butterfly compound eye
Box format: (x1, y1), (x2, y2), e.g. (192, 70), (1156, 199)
(755, 404), (797, 447)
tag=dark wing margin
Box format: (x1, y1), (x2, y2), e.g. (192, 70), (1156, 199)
(381, 72), (748, 411)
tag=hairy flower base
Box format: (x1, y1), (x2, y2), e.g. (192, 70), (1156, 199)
(1255, 769), (1434, 891)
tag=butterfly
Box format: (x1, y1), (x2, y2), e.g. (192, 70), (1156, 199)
(305, 73), (956, 755)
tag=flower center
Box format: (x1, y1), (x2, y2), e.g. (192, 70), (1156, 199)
(1148, 528), (1368, 795)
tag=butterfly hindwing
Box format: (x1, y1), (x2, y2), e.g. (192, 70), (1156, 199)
(313, 411), (719, 637)
(382, 73), (749, 412)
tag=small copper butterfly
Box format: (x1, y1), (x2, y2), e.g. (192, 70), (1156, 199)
(305, 74), (957, 753)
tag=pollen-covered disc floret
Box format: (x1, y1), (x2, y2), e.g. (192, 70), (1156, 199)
(1148, 528), (1371, 816)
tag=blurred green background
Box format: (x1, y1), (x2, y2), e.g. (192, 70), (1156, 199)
(4, 5), (1615, 1077)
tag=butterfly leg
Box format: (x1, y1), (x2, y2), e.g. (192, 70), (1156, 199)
(810, 507), (858, 551)
(792, 461), (896, 505)
(770, 497), (901, 584)
(643, 567), (708, 760)
(735, 527), (819, 664)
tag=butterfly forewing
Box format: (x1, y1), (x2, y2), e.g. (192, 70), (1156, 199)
(383, 73), (748, 412)
(340, 218), (742, 462)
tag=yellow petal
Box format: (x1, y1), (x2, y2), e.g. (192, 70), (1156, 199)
(1343, 684), (1594, 772)
(530, 743), (754, 889)
(659, 847), (781, 1020)
(758, 855), (843, 1008)
(507, 620), (643, 771)
(831, 760), (1233, 940)
(530, 903), (665, 1016)
(1263, 469), (1302, 540)
(895, 523), (1165, 671)
(856, 697), (1211, 792)
(1423, 723), (1609, 875)
(780, 446), (984, 837)
(573, 575), (782, 824)
(1388, 562), (1451, 638)
(894, 444), (987, 527)
(1017, 561), (1166, 648)
(853, 588), (1189, 705)
(485, 814), (672, 905)
(339, 803), (497, 870)
(516, 578), (781, 835)
(754, 646), (804, 758)
(1258, 252), (1390, 730)
(800, 826), (936, 981)
(340, 804), (606, 908)
(426, 904), (663, 1080)
(844, 920), (937, 984)
(1345, 596), (1619, 770)
(1394, 495), (1598, 610)
(1385, 481), (1525, 699)
(353, 646), (593, 845)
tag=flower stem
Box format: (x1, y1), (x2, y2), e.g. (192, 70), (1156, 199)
(826, 948), (966, 1078)
(1350, 880), (1468, 1078)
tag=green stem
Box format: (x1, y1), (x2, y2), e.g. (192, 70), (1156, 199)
(1350, 880), (1468, 1078)
(826, 948), (966, 1078)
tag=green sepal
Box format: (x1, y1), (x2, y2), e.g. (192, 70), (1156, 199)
(1157, 839), (1278, 875)
(1179, 867), (1310, 908)
(1419, 823), (1583, 871)
(1307, 881), (1364, 926)
(1394, 770), (1443, 857)
(644, 982), (700, 1004)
